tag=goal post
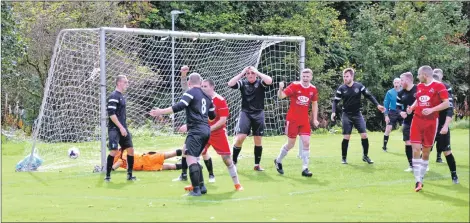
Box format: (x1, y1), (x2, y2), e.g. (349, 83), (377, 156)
(21, 27), (306, 172)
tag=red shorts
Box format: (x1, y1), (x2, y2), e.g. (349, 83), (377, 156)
(285, 120), (311, 139)
(410, 117), (439, 148)
(202, 129), (231, 156)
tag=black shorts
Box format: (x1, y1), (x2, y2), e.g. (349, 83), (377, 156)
(402, 123), (411, 141)
(185, 127), (210, 157)
(108, 128), (133, 150)
(387, 110), (400, 127)
(236, 110), (265, 136)
(342, 112), (367, 135)
(435, 125), (451, 152)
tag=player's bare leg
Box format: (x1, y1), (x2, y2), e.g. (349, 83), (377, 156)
(341, 135), (351, 164)
(253, 136), (264, 171)
(202, 152), (215, 183)
(360, 133), (373, 164)
(222, 155), (243, 191)
(274, 137), (296, 175)
(411, 143), (424, 192)
(105, 149), (118, 182)
(232, 133), (247, 165)
(300, 135), (312, 177)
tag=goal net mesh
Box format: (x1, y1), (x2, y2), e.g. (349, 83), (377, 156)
(21, 28), (303, 172)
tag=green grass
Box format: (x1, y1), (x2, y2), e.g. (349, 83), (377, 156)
(2, 130), (469, 222)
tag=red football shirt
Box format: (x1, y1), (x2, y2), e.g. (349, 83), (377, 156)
(209, 94), (229, 132)
(283, 82), (318, 122)
(415, 81), (449, 120)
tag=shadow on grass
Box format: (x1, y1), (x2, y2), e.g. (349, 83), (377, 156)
(426, 181), (469, 194)
(348, 163), (376, 173)
(282, 174), (330, 186)
(421, 190), (469, 207)
(28, 172), (49, 186)
(237, 170), (278, 182)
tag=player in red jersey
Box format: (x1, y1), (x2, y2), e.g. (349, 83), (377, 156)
(274, 68), (319, 177)
(180, 78), (243, 192)
(407, 65), (450, 192)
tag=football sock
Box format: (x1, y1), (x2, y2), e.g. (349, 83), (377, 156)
(106, 154), (114, 177)
(276, 145), (289, 163)
(361, 138), (369, 156)
(232, 146), (241, 164)
(254, 146), (263, 165)
(204, 158), (214, 176)
(405, 145), (413, 167)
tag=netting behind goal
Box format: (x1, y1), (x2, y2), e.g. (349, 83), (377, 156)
(24, 28), (304, 172)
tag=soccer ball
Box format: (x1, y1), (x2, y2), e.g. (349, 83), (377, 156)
(68, 147), (80, 159)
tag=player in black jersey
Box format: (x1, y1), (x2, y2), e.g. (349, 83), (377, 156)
(228, 66), (273, 171)
(331, 68), (385, 164)
(105, 75), (136, 182)
(432, 69), (458, 184)
(397, 72), (417, 172)
(150, 73), (216, 196)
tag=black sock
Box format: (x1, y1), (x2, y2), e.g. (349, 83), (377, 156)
(445, 153), (457, 173)
(188, 163), (200, 189)
(175, 163), (182, 170)
(383, 135), (389, 148)
(405, 145), (413, 167)
(106, 155), (114, 177)
(436, 145), (442, 159)
(233, 146), (241, 164)
(361, 138), (369, 156)
(127, 155), (134, 176)
(341, 139), (349, 159)
(254, 146), (263, 165)
(198, 164), (205, 187)
(204, 158), (214, 176)
(181, 157), (187, 174)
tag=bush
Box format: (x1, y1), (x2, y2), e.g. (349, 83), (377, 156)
(451, 120), (469, 130)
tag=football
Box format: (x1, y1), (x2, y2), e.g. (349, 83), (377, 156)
(68, 147), (80, 159)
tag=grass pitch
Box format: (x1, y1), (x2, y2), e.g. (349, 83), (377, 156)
(2, 130), (469, 222)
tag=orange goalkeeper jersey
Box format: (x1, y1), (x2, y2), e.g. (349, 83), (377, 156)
(114, 150), (165, 171)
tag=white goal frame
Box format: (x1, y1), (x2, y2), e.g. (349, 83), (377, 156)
(28, 27), (306, 171)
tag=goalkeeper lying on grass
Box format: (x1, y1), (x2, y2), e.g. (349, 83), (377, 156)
(112, 148), (183, 171)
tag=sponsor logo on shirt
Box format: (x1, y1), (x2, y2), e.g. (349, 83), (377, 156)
(297, 96), (309, 106)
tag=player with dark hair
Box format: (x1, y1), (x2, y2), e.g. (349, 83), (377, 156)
(150, 73), (216, 196)
(432, 68), (459, 184)
(105, 75), (136, 182)
(331, 68), (385, 164)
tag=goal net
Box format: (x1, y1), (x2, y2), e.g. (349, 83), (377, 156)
(20, 27), (305, 172)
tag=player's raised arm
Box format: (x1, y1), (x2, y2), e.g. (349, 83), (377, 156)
(250, 66), (273, 86)
(360, 84), (385, 112)
(277, 82), (287, 99)
(228, 67), (249, 88)
(180, 65), (189, 91)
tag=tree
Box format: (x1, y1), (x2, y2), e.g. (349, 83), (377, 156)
(350, 2), (469, 130)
